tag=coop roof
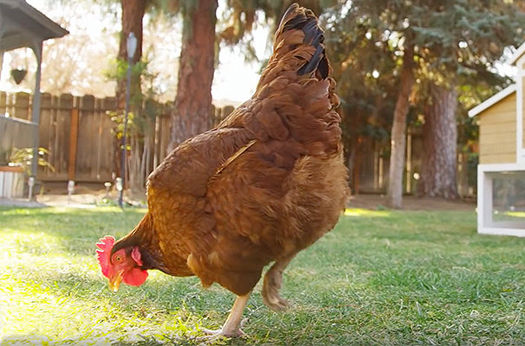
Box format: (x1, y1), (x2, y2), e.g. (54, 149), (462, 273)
(468, 84), (516, 118)
(0, 0), (68, 52)
(468, 42), (525, 118)
(509, 42), (525, 66)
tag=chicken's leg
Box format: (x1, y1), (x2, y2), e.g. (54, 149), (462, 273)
(262, 254), (296, 311)
(202, 292), (251, 338)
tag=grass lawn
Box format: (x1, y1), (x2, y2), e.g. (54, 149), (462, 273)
(1, 206), (524, 345)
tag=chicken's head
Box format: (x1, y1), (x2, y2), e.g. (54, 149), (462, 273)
(96, 236), (148, 292)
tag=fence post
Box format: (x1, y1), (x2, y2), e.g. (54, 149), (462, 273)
(68, 107), (79, 181)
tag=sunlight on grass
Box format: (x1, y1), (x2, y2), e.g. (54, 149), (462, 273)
(1, 270), (202, 344)
(344, 208), (391, 217)
(1, 206), (524, 344)
(1, 206), (147, 216)
(506, 211), (525, 218)
(1, 242), (202, 344)
(0, 207), (199, 344)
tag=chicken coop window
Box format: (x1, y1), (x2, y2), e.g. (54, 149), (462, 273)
(490, 172), (525, 229)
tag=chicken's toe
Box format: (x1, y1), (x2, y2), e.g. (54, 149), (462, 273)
(262, 290), (290, 311)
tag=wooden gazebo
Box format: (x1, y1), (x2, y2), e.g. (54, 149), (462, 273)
(0, 0), (68, 198)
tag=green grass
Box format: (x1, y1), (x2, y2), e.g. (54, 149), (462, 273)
(1, 206), (524, 345)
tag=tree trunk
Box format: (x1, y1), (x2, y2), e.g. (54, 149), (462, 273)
(386, 42), (414, 209)
(420, 83), (459, 199)
(169, 0), (218, 151)
(116, 0), (145, 109)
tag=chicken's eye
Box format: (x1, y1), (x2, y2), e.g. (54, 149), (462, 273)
(113, 255), (122, 263)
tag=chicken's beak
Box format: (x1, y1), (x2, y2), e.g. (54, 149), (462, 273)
(109, 271), (123, 292)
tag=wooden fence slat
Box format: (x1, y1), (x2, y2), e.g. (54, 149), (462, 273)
(76, 94), (96, 181)
(0, 91), (6, 115)
(14, 92), (30, 120)
(68, 108), (79, 180)
(55, 94), (73, 179)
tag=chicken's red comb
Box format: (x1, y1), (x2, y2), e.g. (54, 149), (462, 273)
(96, 236), (115, 278)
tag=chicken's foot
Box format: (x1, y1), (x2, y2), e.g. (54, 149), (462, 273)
(200, 293), (251, 338)
(262, 254), (296, 311)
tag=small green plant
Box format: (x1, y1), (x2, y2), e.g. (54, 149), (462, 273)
(106, 110), (137, 147)
(9, 147), (55, 175)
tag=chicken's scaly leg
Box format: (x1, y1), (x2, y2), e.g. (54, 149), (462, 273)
(202, 293), (251, 338)
(262, 254), (296, 311)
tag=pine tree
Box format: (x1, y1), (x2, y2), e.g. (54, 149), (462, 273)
(334, 0), (525, 207)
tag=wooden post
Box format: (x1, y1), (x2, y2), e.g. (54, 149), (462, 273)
(29, 41), (43, 200)
(68, 107), (79, 181)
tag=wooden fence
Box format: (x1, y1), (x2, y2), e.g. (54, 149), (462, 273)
(0, 91), (233, 183)
(0, 91), (475, 196)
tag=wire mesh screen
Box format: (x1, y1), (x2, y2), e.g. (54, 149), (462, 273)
(492, 172), (525, 228)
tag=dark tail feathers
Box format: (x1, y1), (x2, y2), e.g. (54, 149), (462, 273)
(279, 3), (328, 78)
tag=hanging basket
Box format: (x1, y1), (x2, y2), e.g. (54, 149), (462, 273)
(10, 68), (27, 85)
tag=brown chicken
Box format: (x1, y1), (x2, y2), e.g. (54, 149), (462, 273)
(96, 3), (348, 338)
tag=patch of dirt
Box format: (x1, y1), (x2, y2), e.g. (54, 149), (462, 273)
(349, 194), (475, 211)
(2, 182), (475, 211)
(1, 182), (145, 208)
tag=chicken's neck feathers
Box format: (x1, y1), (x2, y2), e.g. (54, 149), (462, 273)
(113, 212), (167, 272)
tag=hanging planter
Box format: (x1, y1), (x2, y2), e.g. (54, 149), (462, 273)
(10, 68), (27, 85)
